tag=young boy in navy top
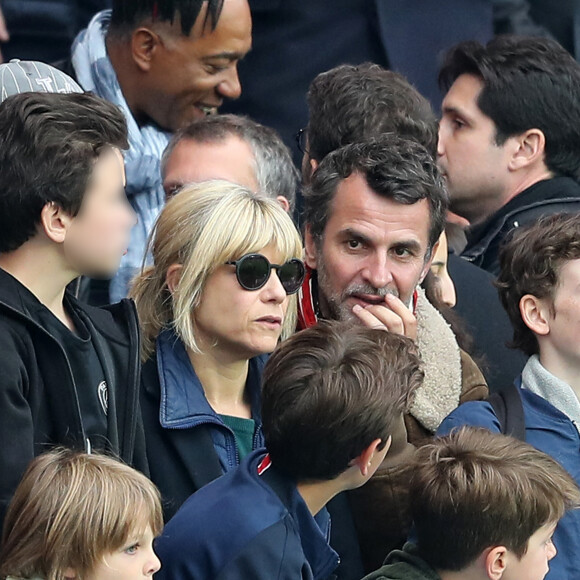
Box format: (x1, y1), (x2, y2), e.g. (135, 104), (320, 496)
(155, 321), (424, 580)
(438, 213), (580, 580)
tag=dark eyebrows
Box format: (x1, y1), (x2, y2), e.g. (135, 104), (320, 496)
(202, 51), (245, 62)
(393, 240), (423, 255)
(441, 105), (473, 124)
(339, 228), (372, 245)
(339, 228), (424, 255)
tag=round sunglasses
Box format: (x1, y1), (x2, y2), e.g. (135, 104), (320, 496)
(225, 253), (306, 295)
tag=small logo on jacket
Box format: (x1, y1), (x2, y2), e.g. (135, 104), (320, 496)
(98, 381), (108, 415)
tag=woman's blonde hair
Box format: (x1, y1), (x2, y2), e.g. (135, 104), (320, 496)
(131, 180), (303, 359)
(0, 449), (163, 580)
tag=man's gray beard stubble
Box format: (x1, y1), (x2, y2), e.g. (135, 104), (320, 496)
(315, 256), (399, 323)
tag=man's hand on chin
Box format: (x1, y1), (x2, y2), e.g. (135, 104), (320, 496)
(352, 293), (417, 340)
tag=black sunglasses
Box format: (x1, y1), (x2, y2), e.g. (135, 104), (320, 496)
(295, 127), (309, 155)
(226, 253), (305, 295)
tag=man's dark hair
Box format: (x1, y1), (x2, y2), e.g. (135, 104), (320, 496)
(109, 0), (225, 37)
(303, 135), (448, 254)
(0, 92), (128, 253)
(496, 212), (580, 356)
(306, 63), (438, 161)
(411, 427), (580, 571)
(261, 321), (424, 481)
(161, 114), (299, 210)
(439, 35), (580, 179)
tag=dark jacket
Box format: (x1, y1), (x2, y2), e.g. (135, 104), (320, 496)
(0, 267), (146, 528)
(362, 544), (440, 580)
(462, 176), (580, 275)
(447, 253), (527, 394)
(2, 0), (111, 62)
(438, 386), (580, 580)
(493, 0), (580, 60)
(140, 329), (266, 520)
(155, 450), (340, 580)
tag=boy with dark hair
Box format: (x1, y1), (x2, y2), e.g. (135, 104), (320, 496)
(364, 427), (580, 580)
(438, 212), (580, 579)
(155, 321), (424, 580)
(0, 91), (145, 529)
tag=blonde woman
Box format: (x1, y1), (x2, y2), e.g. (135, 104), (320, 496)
(131, 181), (304, 519)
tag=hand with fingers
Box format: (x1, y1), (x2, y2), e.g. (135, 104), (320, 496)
(352, 293), (417, 340)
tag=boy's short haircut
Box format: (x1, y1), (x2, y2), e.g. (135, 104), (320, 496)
(496, 212), (580, 356)
(0, 449), (163, 580)
(0, 92), (128, 253)
(261, 321), (424, 481)
(412, 427), (580, 572)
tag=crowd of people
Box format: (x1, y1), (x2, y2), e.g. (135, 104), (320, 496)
(1, 1), (580, 580)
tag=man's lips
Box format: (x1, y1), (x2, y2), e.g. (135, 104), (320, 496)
(348, 294), (387, 306)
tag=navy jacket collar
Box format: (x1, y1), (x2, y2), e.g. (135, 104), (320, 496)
(156, 328), (265, 429)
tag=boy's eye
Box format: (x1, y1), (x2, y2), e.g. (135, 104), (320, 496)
(124, 543), (139, 555)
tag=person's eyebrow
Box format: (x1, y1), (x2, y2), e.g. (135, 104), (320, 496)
(441, 104), (475, 124)
(203, 51), (246, 61)
(339, 228), (373, 245)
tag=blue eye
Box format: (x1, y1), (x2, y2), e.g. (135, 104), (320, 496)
(124, 543), (139, 555)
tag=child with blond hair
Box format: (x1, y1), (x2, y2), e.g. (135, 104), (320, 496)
(0, 449), (162, 580)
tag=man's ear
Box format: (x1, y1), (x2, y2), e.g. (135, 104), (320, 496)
(40, 202), (71, 244)
(302, 156), (318, 185)
(485, 546), (508, 580)
(276, 195), (291, 213)
(304, 224), (319, 270)
(131, 27), (162, 72)
(166, 263), (183, 294)
(520, 294), (551, 337)
(508, 129), (546, 172)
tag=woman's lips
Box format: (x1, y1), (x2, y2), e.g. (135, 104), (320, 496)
(255, 316), (282, 328)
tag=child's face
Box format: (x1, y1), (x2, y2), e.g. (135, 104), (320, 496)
(63, 147), (136, 278)
(88, 525), (160, 580)
(540, 258), (580, 366)
(502, 521), (557, 580)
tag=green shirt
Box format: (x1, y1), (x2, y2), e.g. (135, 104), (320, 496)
(219, 414), (256, 460)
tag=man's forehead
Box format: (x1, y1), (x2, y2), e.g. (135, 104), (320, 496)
(442, 74), (485, 114)
(330, 173), (430, 224)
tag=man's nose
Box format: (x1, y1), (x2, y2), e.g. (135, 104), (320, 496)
(362, 254), (393, 289)
(217, 66), (242, 100)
